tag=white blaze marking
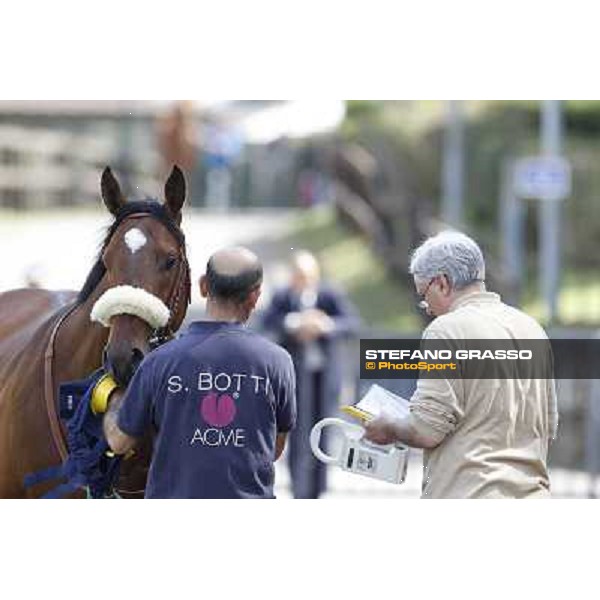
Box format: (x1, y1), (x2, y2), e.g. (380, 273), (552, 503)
(124, 228), (147, 254)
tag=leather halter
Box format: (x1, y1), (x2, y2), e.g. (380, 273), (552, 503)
(114, 212), (191, 344)
(44, 304), (79, 461)
(43, 211), (191, 464)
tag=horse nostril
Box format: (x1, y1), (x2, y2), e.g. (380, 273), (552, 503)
(105, 346), (146, 387)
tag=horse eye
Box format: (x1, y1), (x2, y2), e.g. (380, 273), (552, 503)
(164, 255), (178, 271)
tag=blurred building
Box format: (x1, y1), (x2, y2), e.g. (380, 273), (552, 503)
(0, 100), (345, 210)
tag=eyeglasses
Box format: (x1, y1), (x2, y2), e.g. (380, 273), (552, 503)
(416, 276), (439, 311)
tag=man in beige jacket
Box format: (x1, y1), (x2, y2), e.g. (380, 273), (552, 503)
(365, 231), (558, 498)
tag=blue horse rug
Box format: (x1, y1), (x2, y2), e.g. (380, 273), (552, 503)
(24, 369), (123, 499)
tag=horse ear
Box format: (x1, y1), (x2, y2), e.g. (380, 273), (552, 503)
(101, 167), (125, 215)
(164, 165), (186, 220)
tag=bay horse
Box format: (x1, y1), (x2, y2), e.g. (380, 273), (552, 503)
(0, 166), (191, 498)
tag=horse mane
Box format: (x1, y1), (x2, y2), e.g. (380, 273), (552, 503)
(77, 200), (187, 304)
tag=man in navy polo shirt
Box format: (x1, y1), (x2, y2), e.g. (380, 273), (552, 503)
(103, 247), (296, 498)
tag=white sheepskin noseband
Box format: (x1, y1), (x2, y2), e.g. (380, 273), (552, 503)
(91, 285), (170, 329)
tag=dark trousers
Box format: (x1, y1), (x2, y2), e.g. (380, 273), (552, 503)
(288, 371), (330, 499)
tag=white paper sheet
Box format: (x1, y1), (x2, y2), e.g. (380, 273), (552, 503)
(355, 384), (411, 420)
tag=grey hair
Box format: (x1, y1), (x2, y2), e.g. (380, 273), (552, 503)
(409, 231), (485, 290)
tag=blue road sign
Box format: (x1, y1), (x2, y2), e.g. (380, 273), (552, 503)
(513, 156), (572, 201)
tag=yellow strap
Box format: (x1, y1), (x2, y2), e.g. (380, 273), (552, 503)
(340, 405), (373, 423)
(90, 373), (119, 415)
(105, 449), (135, 459)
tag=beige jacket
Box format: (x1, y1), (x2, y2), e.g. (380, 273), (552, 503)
(411, 292), (558, 499)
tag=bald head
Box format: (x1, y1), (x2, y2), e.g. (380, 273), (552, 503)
(210, 247), (261, 276)
(205, 247), (263, 304)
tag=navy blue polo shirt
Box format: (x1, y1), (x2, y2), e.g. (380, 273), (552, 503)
(117, 321), (296, 499)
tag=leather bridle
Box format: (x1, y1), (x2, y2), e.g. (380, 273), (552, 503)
(113, 212), (191, 349)
(43, 209), (191, 485)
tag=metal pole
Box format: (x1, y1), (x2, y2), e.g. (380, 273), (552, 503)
(587, 377), (600, 498)
(442, 100), (465, 227)
(539, 100), (562, 323)
(500, 159), (524, 305)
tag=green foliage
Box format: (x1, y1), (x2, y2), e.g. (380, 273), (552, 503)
(563, 100), (600, 135)
(337, 100), (600, 326)
(345, 100), (386, 119)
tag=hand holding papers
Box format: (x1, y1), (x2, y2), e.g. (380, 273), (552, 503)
(341, 384), (411, 423)
(311, 385), (411, 484)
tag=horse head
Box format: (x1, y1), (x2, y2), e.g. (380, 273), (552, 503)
(89, 166), (191, 386)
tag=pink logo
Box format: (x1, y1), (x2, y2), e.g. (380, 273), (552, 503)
(200, 392), (237, 428)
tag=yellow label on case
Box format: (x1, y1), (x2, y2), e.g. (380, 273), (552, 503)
(340, 405), (373, 423)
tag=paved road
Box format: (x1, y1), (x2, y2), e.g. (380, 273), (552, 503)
(274, 458), (597, 499)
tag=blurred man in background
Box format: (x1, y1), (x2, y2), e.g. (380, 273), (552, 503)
(365, 231), (558, 498)
(203, 117), (242, 211)
(262, 250), (360, 498)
